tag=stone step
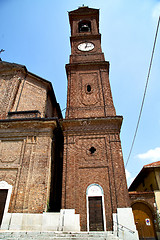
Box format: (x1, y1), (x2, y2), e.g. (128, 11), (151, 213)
(0, 231), (121, 240)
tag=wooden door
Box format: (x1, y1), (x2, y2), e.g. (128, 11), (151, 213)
(89, 196), (104, 231)
(132, 202), (157, 240)
(0, 189), (8, 226)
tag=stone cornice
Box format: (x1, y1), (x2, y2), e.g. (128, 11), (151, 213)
(0, 118), (58, 135)
(70, 33), (101, 42)
(61, 116), (123, 134)
(66, 61), (110, 72)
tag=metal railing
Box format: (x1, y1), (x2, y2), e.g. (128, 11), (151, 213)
(113, 220), (135, 238)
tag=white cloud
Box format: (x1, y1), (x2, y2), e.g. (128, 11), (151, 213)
(137, 147), (160, 162)
(125, 169), (131, 181)
(152, 2), (160, 20)
(125, 169), (135, 186)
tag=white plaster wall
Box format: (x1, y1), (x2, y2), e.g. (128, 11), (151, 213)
(114, 208), (139, 240)
(155, 191), (160, 213)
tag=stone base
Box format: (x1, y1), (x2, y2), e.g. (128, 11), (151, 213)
(113, 208), (139, 240)
(1, 207), (139, 239)
(1, 209), (80, 232)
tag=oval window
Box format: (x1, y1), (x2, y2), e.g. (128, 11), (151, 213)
(87, 85), (91, 93)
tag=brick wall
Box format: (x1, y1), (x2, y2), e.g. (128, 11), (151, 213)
(62, 118), (130, 231)
(0, 120), (58, 213)
(65, 64), (116, 119)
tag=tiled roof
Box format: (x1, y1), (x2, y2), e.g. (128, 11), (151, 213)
(144, 161), (160, 168)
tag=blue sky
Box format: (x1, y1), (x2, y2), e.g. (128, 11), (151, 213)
(1, 0), (160, 186)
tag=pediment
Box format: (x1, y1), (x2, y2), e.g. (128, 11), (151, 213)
(0, 61), (26, 74)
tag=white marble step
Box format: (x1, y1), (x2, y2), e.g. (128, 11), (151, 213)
(0, 231), (122, 240)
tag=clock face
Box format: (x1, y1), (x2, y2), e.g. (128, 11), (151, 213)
(78, 42), (94, 51)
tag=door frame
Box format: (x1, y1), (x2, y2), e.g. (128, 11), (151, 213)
(0, 181), (12, 226)
(86, 183), (106, 231)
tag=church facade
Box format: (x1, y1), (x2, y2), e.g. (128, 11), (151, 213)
(0, 6), (138, 239)
(0, 61), (63, 217)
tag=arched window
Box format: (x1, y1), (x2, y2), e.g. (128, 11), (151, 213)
(78, 20), (91, 33)
(86, 184), (106, 231)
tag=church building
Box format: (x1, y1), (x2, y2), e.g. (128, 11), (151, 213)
(0, 6), (139, 240)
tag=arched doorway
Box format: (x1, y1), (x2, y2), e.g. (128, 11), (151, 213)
(86, 184), (106, 231)
(132, 202), (157, 240)
(0, 181), (12, 226)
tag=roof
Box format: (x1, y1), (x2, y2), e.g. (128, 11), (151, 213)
(128, 160), (160, 191)
(0, 60), (27, 72)
(69, 6), (99, 15)
(0, 61), (62, 119)
(144, 161), (160, 168)
(0, 61), (51, 85)
(68, 6), (99, 29)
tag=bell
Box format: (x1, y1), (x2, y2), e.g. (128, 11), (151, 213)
(80, 23), (90, 32)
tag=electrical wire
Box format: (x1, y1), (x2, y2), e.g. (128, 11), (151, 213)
(125, 16), (160, 168)
(62, 107), (67, 112)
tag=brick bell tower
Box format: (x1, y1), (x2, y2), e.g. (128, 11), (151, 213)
(62, 6), (136, 234)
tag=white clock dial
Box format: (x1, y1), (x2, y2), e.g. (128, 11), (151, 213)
(78, 42), (94, 51)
